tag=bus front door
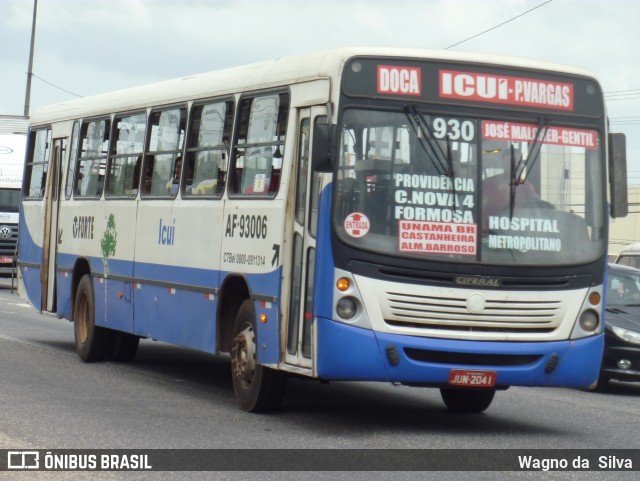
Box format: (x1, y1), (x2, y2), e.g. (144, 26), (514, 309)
(41, 137), (66, 313)
(284, 107), (326, 370)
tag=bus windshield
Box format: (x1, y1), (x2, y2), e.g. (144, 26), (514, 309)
(334, 107), (605, 265)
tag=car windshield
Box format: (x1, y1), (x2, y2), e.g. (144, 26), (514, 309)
(334, 107), (605, 266)
(0, 188), (20, 212)
(607, 269), (640, 306)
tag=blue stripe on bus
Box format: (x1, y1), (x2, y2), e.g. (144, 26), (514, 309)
(316, 316), (603, 388)
(313, 183), (335, 321)
(21, 232), (282, 362)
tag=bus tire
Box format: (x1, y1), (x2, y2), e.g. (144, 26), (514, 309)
(440, 388), (495, 413)
(108, 332), (140, 362)
(230, 299), (285, 412)
(73, 274), (112, 362)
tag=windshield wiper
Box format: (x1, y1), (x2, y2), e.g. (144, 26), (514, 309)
(508, 117), (550, 218)
(404, 105), (453, 177)
(514, 117), (550, 184)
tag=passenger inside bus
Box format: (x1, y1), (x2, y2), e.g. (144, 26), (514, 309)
(129, 156), (142, 196)
(142, 156), (154, 194)
(166, 156), (182, 195)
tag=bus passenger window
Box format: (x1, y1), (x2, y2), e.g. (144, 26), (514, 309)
(230, 93), (288, 196)
(64, 122), (80, 200)
(23, 128), (52, 199)
(142, 107), (186, 197)
(184, 101), (233, 197)
(106, 112), (146, 198)
(75, 119), (110, 198)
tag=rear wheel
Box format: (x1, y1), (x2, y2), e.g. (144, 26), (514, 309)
(230, 299), (285, 412)
(74, 274), (112, 362)
(440, 388), (496, 413)
(108, 332), (140, 362)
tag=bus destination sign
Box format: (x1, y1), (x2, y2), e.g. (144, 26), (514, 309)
(440, 70), (574, 111)
(345, 57), (602, 117)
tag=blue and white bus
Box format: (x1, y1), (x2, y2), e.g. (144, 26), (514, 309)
(18, 48), (627, 412)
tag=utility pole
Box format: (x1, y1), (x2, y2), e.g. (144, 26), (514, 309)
(24, 0), (38, 117)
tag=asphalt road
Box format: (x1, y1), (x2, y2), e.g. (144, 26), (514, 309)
(1, 279), (640, 480)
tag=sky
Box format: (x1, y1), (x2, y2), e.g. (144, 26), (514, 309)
(1, 0), (639, 179)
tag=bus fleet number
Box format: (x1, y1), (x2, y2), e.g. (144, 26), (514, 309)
(225, 214), (268, 239)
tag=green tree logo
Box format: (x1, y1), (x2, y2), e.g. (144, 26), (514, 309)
(101, 214), (117, 276)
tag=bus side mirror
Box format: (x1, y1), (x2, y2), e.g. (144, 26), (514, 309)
(609, 132), (628, 218)
(312, 123), (336, 173)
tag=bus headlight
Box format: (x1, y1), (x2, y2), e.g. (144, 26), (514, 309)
(336, 297), (358, 320)
(579, 310), (599, 332)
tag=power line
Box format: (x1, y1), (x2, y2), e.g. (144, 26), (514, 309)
(606, 90), (640, 95)
(445, 0), (553, 49)
(605, 89), (640, 95)
(607, 96), (640, 102)
(31, 72), (83, 98)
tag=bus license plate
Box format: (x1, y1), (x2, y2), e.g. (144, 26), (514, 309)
(0, 256), (13, 264)
(448, 369), (496, 387)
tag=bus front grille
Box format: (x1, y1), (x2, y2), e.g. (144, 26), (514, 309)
(381, 291), (563, 333)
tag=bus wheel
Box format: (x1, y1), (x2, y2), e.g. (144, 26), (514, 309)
(440, 388), (496, 413)
(230, 299), (285, 412)
(108, 332), (140, 362)
(74, 274), (112, 362)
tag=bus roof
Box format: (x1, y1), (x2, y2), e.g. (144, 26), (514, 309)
(29, 47), (598, 126)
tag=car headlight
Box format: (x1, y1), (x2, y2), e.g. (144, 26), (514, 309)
(611, 325), (640, 345)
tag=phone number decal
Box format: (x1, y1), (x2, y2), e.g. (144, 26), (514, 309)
(223, 252), (267, 266)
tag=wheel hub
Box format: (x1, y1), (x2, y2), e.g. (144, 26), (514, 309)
(77, 296), (89, 343)
(232, 324), (256, 385)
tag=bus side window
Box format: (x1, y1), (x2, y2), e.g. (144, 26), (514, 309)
(230, 92), (288, 196)
(64, 122), (80, 200)
(23, 128), (52, 200)
(106, 112), (146, 198)
(75, 118), (109, 198)
(184, 100), (233, 197)
(142, 107), (186, 197)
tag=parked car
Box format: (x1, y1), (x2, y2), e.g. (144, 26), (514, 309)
(599, 263), (640, 388)
(615, 243), (640, 269)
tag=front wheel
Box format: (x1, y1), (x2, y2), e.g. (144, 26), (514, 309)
(230, 299), (286, 412)
(440, 388), (496, 413)
(74, 274), (112, 362)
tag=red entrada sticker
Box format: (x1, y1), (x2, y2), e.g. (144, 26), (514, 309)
(440, 70), (574, 111)
(377, 66), (422, 96)
(344, 213), (370, 238)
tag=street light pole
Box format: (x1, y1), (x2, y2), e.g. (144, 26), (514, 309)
(24, 0), (38, 117)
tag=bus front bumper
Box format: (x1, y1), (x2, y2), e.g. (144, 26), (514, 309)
(315, 317), (603, 389)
